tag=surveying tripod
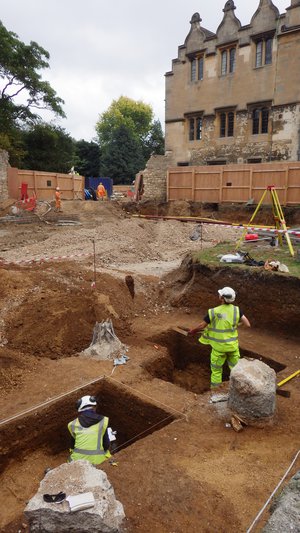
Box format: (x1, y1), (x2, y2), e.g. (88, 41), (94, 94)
(237, 185), (295, 257)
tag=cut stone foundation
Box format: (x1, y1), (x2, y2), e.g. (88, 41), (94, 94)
(228, 358), (277, 427)
(25, 460), (125, 532)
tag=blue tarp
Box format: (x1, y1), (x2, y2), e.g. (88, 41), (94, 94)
(85, 177), (113, 197)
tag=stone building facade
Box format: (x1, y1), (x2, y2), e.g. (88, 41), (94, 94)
(165, 0), (300, 166)
(0, 149), (9, 201)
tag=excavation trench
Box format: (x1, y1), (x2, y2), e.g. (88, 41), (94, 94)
(145, 330), (286, 394)
(0, 378), (176, 476)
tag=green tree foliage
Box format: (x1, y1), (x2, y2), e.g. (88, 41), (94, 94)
(95, 96), (165, 183)
(143, 119), (165, 160)
(75, 140), (101, 177)
(0, 20), (65, 158)
(99, 124), (145, 184)
(21, 124), (75, 173)
(96, 96), (153, 147)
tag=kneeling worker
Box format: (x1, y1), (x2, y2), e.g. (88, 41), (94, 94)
(188, 287), (251, 389)
(68, 395), (111, 465)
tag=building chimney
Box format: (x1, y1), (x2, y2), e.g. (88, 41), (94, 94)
(286, 0), (300, 26)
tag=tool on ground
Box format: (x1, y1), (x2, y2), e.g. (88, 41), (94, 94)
(236, 185), (295, 257)
(210, 393), (229, 404)
(276, 388), (291, 398)
(172, 326), (189, 336)
(275, 369), (299, 397)
(277, 370), (300, 388)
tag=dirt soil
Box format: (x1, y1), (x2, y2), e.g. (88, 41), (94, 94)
(0, 199), (299, 533)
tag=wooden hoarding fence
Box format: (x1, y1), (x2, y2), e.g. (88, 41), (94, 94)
(7, 168), (84, 201)
(167, 162), (300, 206)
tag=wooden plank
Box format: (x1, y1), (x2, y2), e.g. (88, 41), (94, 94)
(172, 326), (189, 336)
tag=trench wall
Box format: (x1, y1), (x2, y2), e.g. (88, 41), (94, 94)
(165, 259), (300, 338)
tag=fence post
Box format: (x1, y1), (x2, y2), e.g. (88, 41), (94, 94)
(33, 171), (37, 196)
(219, 167), (223, 203)
(166, 169), (169, 201)
(192, 168), (195, 201)
(284, 166), (288, 206)
(249, 167), (253, 201)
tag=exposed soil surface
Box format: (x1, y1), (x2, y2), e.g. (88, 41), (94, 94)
(0, 199), (299, 533)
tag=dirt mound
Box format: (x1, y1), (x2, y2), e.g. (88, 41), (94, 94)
(0, 347), (39, 393)
(2, 264), (137, 359)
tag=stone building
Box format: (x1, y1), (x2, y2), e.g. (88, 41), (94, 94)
(165, 0), (300, 166)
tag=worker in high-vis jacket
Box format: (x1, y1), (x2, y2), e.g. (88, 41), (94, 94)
(55, 186), (62, 212)
(188, 287), (251, 389)
(97, 182), (106, 200)
(68, 395), (111, 465)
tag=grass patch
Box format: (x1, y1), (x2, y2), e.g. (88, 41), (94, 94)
(192, 241), (300, 278)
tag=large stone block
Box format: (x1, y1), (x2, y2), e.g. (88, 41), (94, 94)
(228, 358), (276, 426)
(262, 470), (300, 533)
(25, 460), (125, 532)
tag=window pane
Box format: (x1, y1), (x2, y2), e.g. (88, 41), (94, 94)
(229, 48), (236, 73)
(228, 112), (234, 137)
(252, 109), (260, 134)
(256, 41), (263, 67)
(189, 119), (195, 141)
(221, 50), (227, 75)
(196, 118), (202, 140)
(191, 59), (196, 81)
(265, 39), (273, 65)
(220, 113), (226, 137)
(198, 57), (204, 80)
(261, 108), (269, 133)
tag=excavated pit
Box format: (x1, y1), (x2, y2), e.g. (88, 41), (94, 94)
(145, 330), (286, 394)
(0, 378), (176, 475)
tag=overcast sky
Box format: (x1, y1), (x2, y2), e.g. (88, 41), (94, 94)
(1, 0), (289, 141)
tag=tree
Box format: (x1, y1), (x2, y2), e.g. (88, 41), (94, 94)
(99, 124), (145, 184)
(21, 124), (75, 173)
(75, 140), (101, 177)
(95, 96), (165, 182)
(96, 96), (153, 147)
(0, 20), (65, 158)
(143, 119), (165, 160)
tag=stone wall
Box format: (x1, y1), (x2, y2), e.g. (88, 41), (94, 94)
(141, 152), (174, 202)
(0, 149), (9, 201)
(188, 105), (299, 165)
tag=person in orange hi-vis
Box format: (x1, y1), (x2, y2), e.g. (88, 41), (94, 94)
(97, 182), (106, 201)
(55, 186), (62, 212)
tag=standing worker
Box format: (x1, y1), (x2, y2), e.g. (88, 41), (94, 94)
(68, 395), (111, 465)
(97, 182), (106, 201)
(55, 186), (62, 212)
(188, 287), (251, 389)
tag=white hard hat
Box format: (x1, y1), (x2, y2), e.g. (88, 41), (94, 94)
(56, 186), (60, 191)
(76, 395), (97, 412)
(218, 287), (236, 303)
